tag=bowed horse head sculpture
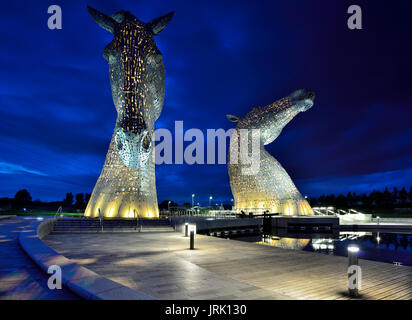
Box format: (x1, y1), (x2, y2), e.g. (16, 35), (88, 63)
(227, 88), (315, 216)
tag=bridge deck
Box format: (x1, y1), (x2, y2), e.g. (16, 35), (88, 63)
(44, 232), (412, 300)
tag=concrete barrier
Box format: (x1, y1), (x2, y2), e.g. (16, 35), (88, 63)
(18, 217), (155, 300)
(0, 215), (16, 221)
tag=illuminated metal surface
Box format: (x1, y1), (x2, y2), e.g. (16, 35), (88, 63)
(227, 89), (315, 216)
(84, 6), (173, 218)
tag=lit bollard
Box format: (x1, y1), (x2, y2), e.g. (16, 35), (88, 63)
(347, 245), (361, 297)
(189, 224), (196, 250)
(190, 230), (194, 249)
(377, 216), (380, 225)
(184, 222), (189, 237)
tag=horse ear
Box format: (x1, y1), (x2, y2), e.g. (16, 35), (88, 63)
(226, 114), (240, 123)
(87, 5), (117, 33)
(148, 11), (174, 35)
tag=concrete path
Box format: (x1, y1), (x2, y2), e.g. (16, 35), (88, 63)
(44, 231), (412, 300)
(45, 232), (292, 299)
(0, 217), (78, 299)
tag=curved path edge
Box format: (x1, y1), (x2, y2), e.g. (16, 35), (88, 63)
(18, 217), (155, 300)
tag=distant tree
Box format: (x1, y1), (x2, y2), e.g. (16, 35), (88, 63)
(383, 187), (391, 206)
(308, 197), (317, 207)
(222, 204), (232, 210)
(373, 190), (383, 206)
(63, 192), (74, 206)
(74, 193), (85, 209)
(335, 194), (347, 208)
(399, 187), (408, 204)
(408, 187), (412, 202)
(361, 193), (370, 206)
(14, 189), (32, 205)
(318, 194), (326, 206)
(347, 192), (353, 207)
(325, 194), (336, 206)
(392, 187), (399, 203)
(85, 193), (91, 204)
(158, 200), (178, 210)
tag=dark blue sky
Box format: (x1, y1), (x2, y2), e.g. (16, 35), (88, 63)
(1, 0), (411, 204)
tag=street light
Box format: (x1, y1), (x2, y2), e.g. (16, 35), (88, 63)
(209, 196), (213, 207)
(168, 201), (171, 212)
(192, 194), (195, 207)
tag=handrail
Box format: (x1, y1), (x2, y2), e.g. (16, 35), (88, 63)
(54, 206), (62, 220)
(98, 208), (103, 232)
(53, 206), (63, 231)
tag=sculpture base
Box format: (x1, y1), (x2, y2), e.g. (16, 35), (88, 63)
(234, 198), (313, 216)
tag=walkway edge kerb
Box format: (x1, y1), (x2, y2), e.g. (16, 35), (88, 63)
(18, 217), (155, 300)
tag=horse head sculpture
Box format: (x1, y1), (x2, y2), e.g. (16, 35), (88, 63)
(85, 6), (173, 218)
(227, 89), (315, 216)
(88, 6), (173, 168)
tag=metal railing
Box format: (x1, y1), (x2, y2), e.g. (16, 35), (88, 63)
(53, 206), (63, 231)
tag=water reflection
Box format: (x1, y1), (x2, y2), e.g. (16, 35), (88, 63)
(259, 235), (310, 250)
(231, 230), (412, 266)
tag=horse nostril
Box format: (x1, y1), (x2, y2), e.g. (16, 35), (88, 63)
(142, 134), (150, 150)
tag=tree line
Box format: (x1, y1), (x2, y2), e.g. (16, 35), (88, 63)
(0, 190), (91, 211)
(309, 186), (412, 209)
(2, 185), (412, 212)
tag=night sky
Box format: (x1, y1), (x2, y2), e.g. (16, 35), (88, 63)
(1, 0), (411, 205)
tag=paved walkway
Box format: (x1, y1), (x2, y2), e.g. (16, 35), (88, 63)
(0, 217), (77, 299)
(44, 231), (412, 300)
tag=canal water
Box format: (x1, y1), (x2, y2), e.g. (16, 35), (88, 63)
(227, 230), (412, 266)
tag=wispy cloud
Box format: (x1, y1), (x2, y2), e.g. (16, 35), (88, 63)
(0, 161), (48, 176)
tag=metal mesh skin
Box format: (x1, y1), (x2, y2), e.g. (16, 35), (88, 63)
(84, 7), (173, 218)
(227, 89), (315, 216)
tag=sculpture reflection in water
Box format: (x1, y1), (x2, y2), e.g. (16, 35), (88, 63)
(84, 6), (173, 218)
(227, 89), (315, 216)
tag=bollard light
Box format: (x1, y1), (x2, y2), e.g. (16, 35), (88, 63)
(377, 216), (380, 225)
(189, 224), (197, 235)
(190, 230), (195, 249)
(189, 224), (196, 250)
(347, 245), (361, 297)
(184, 222), (189, 237)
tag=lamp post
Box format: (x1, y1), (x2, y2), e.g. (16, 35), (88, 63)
(209, 196), (213, 207)
(347, 245), (361, 297)
(192, 194), (195, 207)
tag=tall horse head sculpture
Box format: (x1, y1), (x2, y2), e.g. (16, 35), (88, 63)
(84, 6), (173, 218)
